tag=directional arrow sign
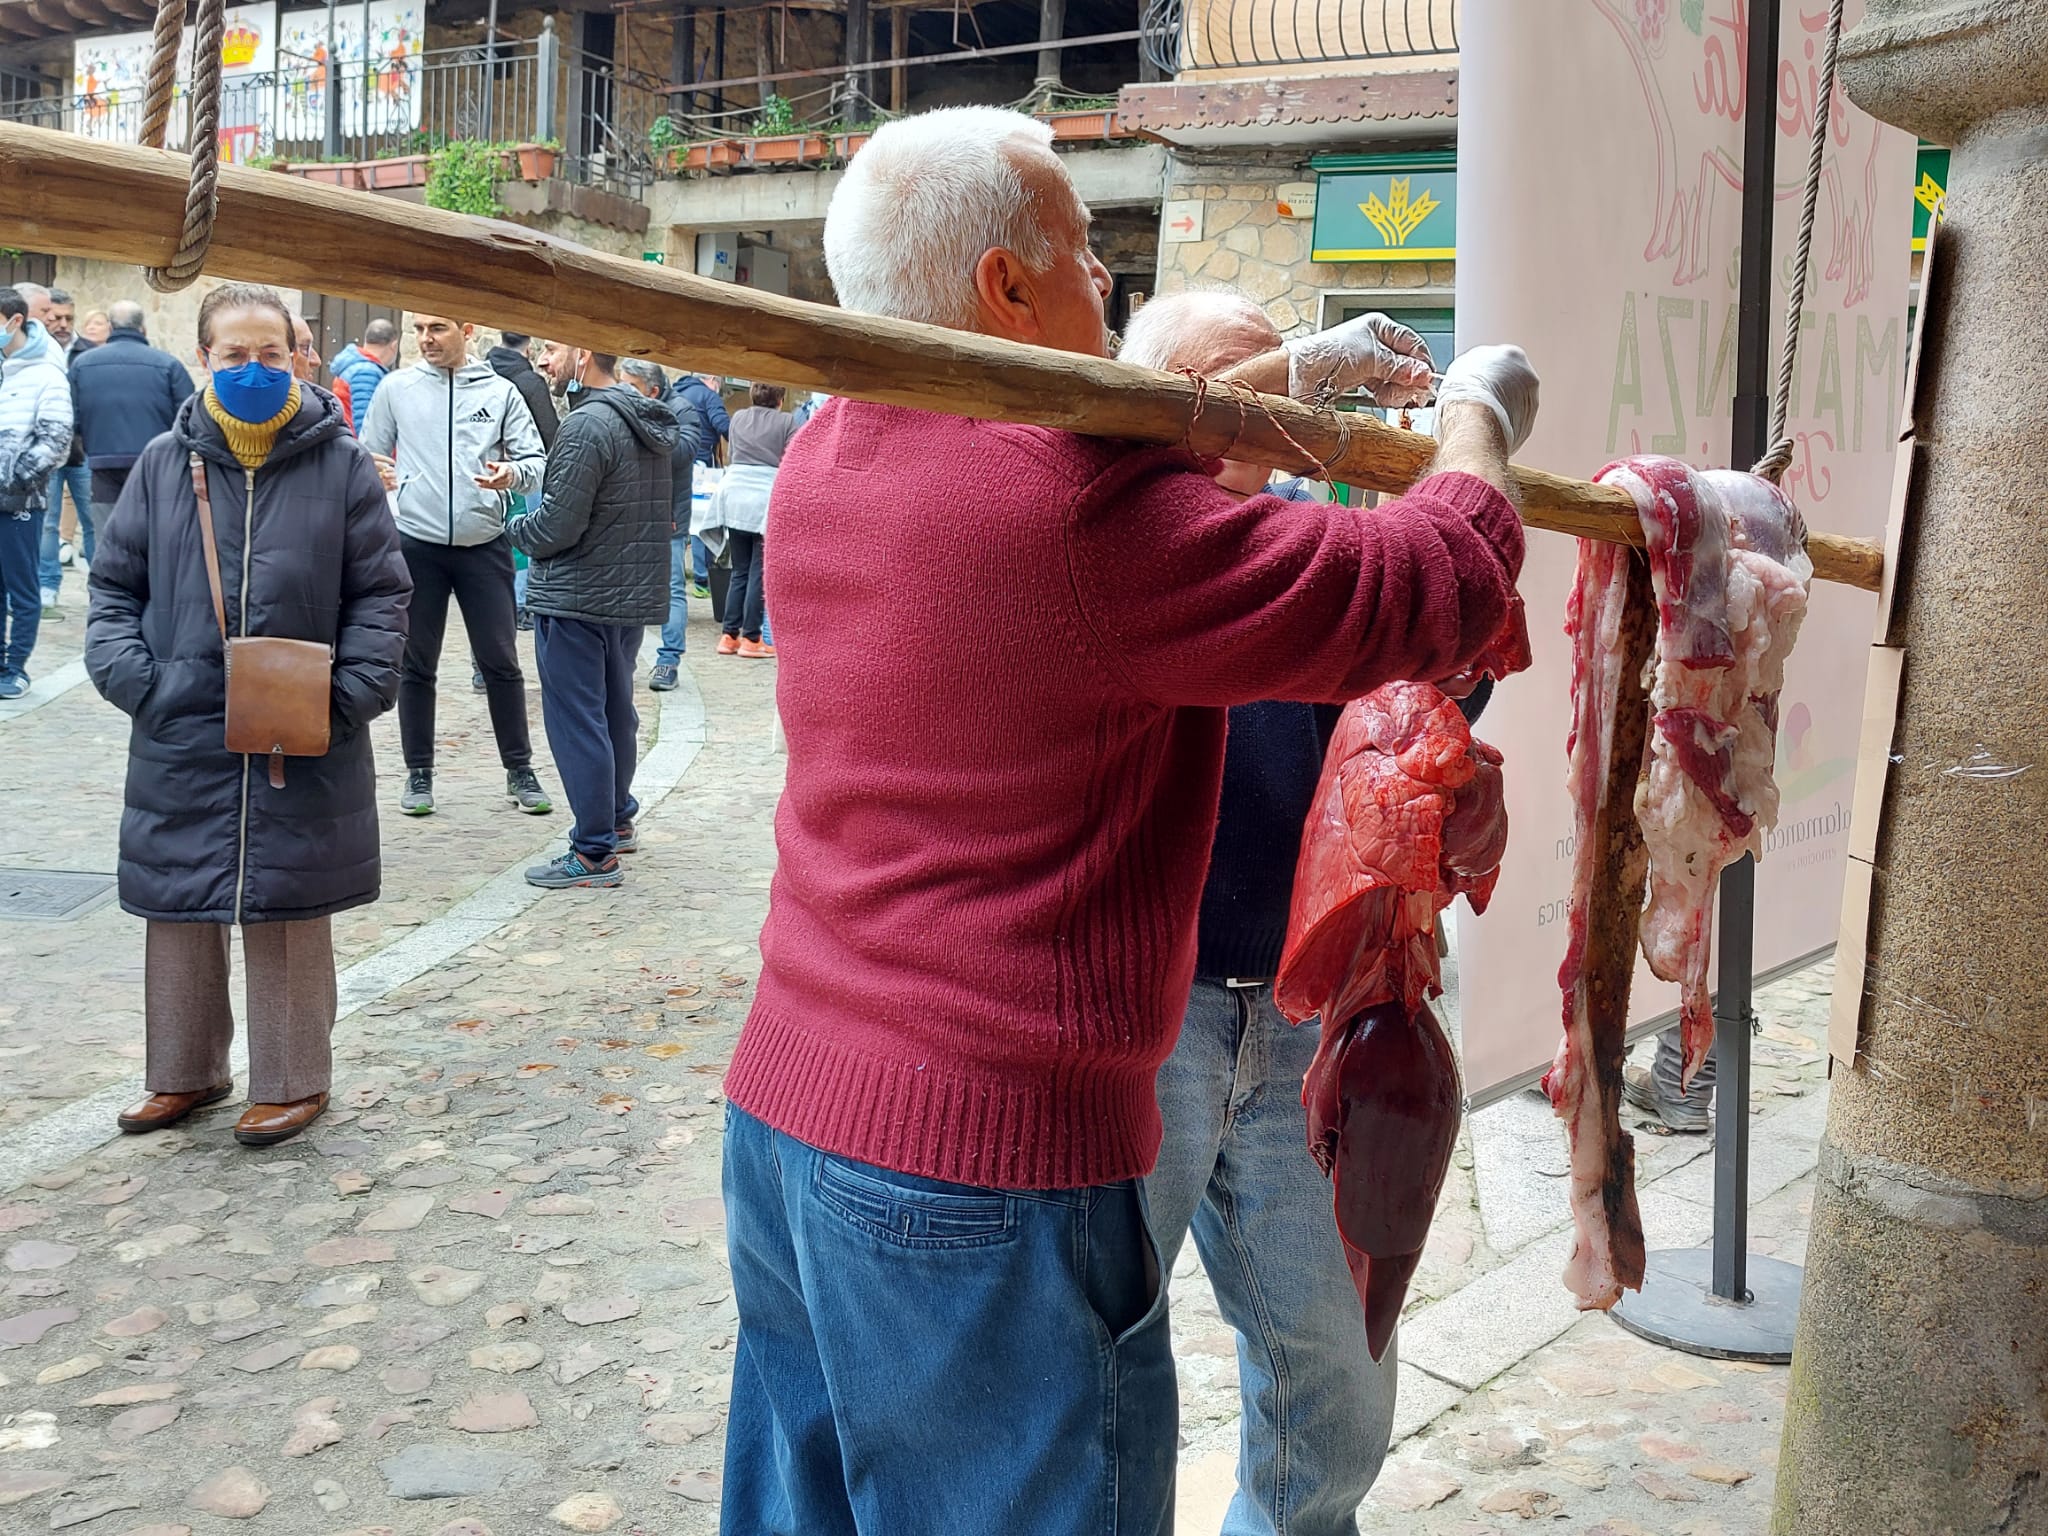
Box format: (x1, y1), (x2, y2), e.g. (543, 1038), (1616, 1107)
(1161, 199), (1204, 243)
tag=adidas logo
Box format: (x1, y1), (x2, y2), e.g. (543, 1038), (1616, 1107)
(462, 406), (494, 423)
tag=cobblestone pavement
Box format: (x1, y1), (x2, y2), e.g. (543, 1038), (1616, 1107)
(1, 590), (1836, 1534)
(0, 608), (656, 1139)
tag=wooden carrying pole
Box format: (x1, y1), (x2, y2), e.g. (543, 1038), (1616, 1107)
(0, 123), (1883, 590)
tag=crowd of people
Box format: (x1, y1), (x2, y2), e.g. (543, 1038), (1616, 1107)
(2, 98), (1578, 1535)
(0, 283), (797, 706)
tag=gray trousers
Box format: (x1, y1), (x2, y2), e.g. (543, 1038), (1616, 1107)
(144, 918), (336, 1103)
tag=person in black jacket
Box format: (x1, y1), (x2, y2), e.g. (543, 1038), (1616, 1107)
(85, 283), (411, 1148)
(507, 344), (678, 890)
(617, 358), (710, 692)
(486, 332), (560, 450)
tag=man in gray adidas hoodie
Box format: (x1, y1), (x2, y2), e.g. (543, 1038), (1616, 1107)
(360, 315), (551, 817)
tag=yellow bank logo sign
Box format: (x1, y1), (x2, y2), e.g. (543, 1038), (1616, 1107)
(1311, 164), (1456, 264)
(1362, 178), (1440, 248)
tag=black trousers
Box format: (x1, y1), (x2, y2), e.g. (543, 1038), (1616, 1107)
(397, 534), (532, 772)
(724, 529), (766, 642)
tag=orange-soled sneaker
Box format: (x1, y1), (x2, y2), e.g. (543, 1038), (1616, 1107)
(716, 633), (741, 655)
(737, 639), (777, 659)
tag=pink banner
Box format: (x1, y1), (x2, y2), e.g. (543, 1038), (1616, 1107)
(1453, 0), (1913, 1101)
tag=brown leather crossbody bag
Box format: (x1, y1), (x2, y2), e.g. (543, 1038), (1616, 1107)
(192, 453), (332, 788)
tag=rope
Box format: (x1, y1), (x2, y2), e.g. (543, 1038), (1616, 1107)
(137, 0), (185, 151)
(141, 0), (227, 293)
(1753, 0), (1845, 485)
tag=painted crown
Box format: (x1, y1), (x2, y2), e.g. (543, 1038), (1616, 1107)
(220, 26), (260, 66)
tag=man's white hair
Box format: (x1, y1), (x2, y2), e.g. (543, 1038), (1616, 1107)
(824, 107), (1060, 329)
(1117, 289), (1277, 372)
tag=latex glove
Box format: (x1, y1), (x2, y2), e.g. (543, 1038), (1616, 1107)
(1434, 344), (1540, 453)
(1283, 313), (1435, 407)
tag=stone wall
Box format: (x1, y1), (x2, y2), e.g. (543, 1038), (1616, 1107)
(1154, 148), (1454, 338)
(51, 260), (302, 381)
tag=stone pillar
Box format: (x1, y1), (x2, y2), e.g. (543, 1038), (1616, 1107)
(1773, 5), (2048, 1533)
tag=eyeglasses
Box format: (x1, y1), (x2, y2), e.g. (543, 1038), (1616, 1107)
(207, 345), (293, 369)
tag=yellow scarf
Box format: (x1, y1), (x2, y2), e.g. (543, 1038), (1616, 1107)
(203, 380), (302, 470)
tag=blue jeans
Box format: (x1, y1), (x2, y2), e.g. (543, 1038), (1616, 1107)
(658, 532), (689, 666)
(532, 616), (641, 861)
(721, 1103), (1177, 1536)
(690, 532), (710, 585)
(38, 465), (94, 594)
(0, 507), (41, 676)
(1145, 979), (1399, 1536)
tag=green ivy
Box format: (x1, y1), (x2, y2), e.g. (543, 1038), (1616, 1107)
(0, 247), (23, 263)
(425, 139), (511, 217)
(751, 92), (798, 137)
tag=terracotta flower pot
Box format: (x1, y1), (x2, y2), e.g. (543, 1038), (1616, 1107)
(361, 154), (430, 190)
(513, 144), (559, 181)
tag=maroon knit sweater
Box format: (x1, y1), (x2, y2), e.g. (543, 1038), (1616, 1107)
(724, 401), (1524, 1190)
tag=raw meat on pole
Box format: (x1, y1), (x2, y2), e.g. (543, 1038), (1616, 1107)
(1546, 456), (1812, 1312)
(1611, 458), (1813, 1086)
(1274, 601), (1531, 1361)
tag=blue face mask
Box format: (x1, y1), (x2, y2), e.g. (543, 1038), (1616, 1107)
(209, 358), (294, 424)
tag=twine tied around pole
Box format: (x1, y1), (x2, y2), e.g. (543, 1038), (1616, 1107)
(137, 0), (226, 293)
(1752, 0), (1846, 486)
(1176, 366), (1353, 482)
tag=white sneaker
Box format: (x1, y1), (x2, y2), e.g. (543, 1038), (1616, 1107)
(57, 540), (74, 566)
(39, 588), (58, 608)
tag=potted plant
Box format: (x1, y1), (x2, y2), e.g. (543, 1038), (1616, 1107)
(510, 141), (560, 181)
(361, 154), (432, 190)
(648, 114), (686, 172)
(424, 140), (508, 217)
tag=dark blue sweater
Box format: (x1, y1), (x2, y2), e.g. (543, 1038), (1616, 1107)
(1195, 698), (1342, 980)
(1194, 477), (1495, 980)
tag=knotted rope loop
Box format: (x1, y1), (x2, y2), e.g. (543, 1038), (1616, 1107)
(141, 0), (227, 293)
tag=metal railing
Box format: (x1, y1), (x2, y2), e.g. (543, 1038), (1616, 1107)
(561, 55), (670, 195)
(0, 22), (662, 195)
(1141, 0), (1459, 76)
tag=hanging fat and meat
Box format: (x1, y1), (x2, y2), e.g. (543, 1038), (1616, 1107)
(1546, 455), (1812, 1311)
(1274, 600), (1531, 1361)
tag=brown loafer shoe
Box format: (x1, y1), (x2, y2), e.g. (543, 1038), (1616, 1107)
(233, 1092), (329, 1147)
(116, 1083), (233, 1134)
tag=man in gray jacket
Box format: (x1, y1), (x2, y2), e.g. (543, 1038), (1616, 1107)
(508, 345), (678, 889)
(360, 314), (551, 816)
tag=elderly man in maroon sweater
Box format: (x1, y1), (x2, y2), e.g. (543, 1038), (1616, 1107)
(718, 105), (1537, 1536)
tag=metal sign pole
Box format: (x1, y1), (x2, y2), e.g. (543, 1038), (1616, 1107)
(1610, 0), (1804, 1363)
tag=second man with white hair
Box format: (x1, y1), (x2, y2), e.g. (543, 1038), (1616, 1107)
(717, 104), (1539, 1534)
(1121, 288), (1430, 1534)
